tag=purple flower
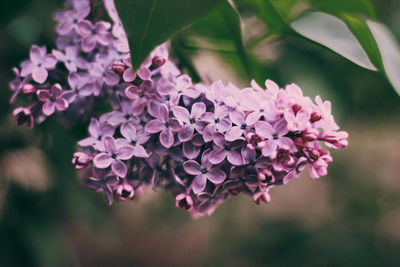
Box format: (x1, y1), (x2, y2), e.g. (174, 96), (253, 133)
(72, 152), (91, 170)
(145, 103), (180, 148)
(201, 104), (231, 142)
(183, 150), (226, 194)
(9, 67), (29, 103)
(88, 61), (120, 89)
(244, 96), (280, 125)
(20, 45), (57, 84)
(116, 182), (135, 200)
(106, 100), (140, 127)
(172, 102), (208, 142)
(255, 120), (294, 158)
(62, 73), (94, 103)
(223, 167), (259, 196)
(196, 186), (229, 216)
(253, 188), (271, 205)
(117, 122), (150, 158)
(52, 47), (87, 72)
(125, 81), (157, 115)
(225, 109), (250, 141)
(93, 136), (135, 177)
(78, 118), (115, 150)
(284, 109), (310, 132)
(157, 75), (200, 106)
(78, 20), (114, 52)
(85, 171), (119, 205)
(37, 84), (69, 116)
(175, 193), (194, 210)
(12, 107), (34, 128)
(55, 6), (90, 35)
(209, 132), (244, 165)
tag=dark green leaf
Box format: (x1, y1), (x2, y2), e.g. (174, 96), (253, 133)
(240, 0), (291, 35)
(309, 0), (375, 17)
(115, 0), (225, 70)
(291, 11), (377, 71)
(218, 1), (251, 77)
(367, 20), (400, 96)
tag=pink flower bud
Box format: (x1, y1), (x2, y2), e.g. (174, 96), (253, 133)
(253, 189), (271, 205)
(310, 112), (322, 123)
(72, 152), (91, 169)
(23, 84), (36, 94)
(175, 193), (193, 210)
(116, 183), (135, 201)
(150, 56), (166, 70)
(112, 61), (125, 74)
(292, 104), (302, 115)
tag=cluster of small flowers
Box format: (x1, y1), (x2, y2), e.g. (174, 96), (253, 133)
(10, 0), (348, 217)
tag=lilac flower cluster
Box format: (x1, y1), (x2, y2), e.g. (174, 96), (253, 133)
(10, 0), (348, 217)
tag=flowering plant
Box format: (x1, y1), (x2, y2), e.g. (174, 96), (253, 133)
(10, 0), (348, 217)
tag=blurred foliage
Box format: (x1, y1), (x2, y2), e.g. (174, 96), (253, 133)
(1, 0), (400, 267)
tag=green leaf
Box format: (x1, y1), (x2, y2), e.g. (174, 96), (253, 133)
(218, 1), (251, 77)
(291, 11), (377, 71)
(342, 15), (382, 69)
(309, 0), (375, 17)
(367, 20), (400, 96)
(239, 0), (291, 34)
(115, 0), (225, 70)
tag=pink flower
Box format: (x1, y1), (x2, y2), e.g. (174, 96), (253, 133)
(36, 84), (69, 116)
(255, 120), (294, 158)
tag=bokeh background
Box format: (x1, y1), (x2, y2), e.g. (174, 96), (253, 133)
(1, 0), (400, 266)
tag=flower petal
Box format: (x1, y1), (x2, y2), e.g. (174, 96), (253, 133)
(145, 119), (164, 133)
(159, 128), (174, 148)
(42, 101), (55, 116)
(172, 106), (190, 124)
(209, 149), (227, 164)
(55, 98), (69, 111)
(178, 125), (193, 142)
(111, 159), (127, 177)
(32, 67), (48, 84)
(116, 146), (135, 160)
(191, 102), (206, 119)
(93, 153), (113, 168)
(225, 126), (243, 141)
(255, 121), (274, 139)
(192, 175), (207, 194)
(103, 136), (117, 154)
(207, 168), (226, 184)
(183, 160), (202, 175)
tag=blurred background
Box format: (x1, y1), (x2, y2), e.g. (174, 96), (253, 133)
(1, 0), (400, 266)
